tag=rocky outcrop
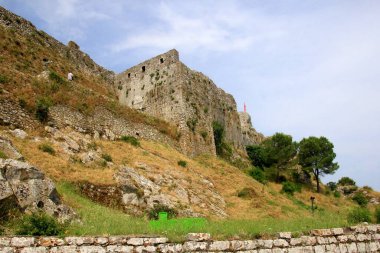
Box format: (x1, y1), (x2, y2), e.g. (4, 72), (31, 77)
(0, 136), (24, 161)
(239, 111), (265, 145)
(80, 164), (227, 218)
(0, 224), (379, 252)
(0, 159), (76, 223)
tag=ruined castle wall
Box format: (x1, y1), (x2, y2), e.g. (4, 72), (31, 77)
(1, 224), (379, 252)
(239, 112), (265, 146)
(116, 50), (246, 156)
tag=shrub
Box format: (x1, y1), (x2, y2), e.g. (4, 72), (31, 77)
(347, 207), (371, 224)
(120, 135), (140, 147)
(281, 181), (300, 196)
(177, 160), (187, 167)
(147, 204), (178, 220)
(237, 187), (256, 199)
(101, 153), (112, 162)
(248, 167), (266, 184)
(326, 182), (337, 191)
(38, 144), (55, 155)
(338, 177), (356, 186)
(375, 208), (380, 223)
(342, 185), (358, 195)
(0, 151), (8, 159)
(48, 71), (66, 85)
(333, 191), (341, 198)
(352, 192), (369, 207)
(0, 75), (8, 84)
(35, 97), (52, 123)
(16, 212), (64, 236)
(18, 99), (27, 108)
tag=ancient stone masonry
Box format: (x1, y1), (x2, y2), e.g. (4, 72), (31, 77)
(1, 224), (379, 252)
(239, 112), (265, 146)
(116, 50), (263, 156)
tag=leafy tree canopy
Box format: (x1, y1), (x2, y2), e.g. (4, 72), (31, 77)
(298, 136), (339, 192)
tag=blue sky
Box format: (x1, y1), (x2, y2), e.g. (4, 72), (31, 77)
(2, 0), (380, 190)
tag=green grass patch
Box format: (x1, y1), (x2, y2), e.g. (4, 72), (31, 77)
(56, 182), (351, 241)
(120, 135), (140, 147)
(177, 160), (187, 167)
(0, 151), (8, 159)
(101, 153), (112, 162)
(38, 143), (55, 155)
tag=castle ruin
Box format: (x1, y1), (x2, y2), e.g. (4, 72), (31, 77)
(116, 49), (263, 156)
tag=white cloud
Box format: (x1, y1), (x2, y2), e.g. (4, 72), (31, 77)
(110, 2), (285, 53)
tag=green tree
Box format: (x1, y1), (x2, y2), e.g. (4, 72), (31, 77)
(298, 136), (339, 192)
(262, 133), (298, 182)
(246, 145), (267, 168)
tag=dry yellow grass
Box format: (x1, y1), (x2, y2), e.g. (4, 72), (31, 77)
(3, 128), (357, 220)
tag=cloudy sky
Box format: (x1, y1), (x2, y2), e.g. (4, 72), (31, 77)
(2, 0), (380, 190)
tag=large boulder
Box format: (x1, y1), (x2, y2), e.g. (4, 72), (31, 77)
(0, 135), (24, 160)
(0, 159), (76, 223)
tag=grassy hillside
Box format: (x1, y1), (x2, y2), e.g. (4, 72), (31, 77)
(0, 13), (177, 138)
(4, 128), (355, 220)
(0, 6), (378, 239)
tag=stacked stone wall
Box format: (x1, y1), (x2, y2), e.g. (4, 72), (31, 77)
(1, 224), (379, 252)
(116, 50), (249, 156)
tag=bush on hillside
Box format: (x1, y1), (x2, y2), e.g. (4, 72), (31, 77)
(338, 177), (356, 186)
(352, 192), (369, 207)
(347, 207), (371, 224)
(0, 151), (8, 159)
(120, 135), (140, 147)
(35, 97), (52, 122)
(237, 187), (256, 199)
(177, 160), (187, 167)
(147, 204), (178, 220)
(248, 167), (266, 184)
(38, 144), (55, 155)
(326, 182), (337, 191)
(101, 153), (112, 162)
(48, 71), (66, 85)
(375, 208), (380, 223)
(16, 212), (64, 236)
(333, 191), (341, 198)
(281, 181), (300, 196)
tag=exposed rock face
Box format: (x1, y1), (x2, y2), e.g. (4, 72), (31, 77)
(116, 50), (260, 156)
(0, 135), (24, 161)
(239, 111), (265, 145)
(80, 164), (227, 218)
(0, 159), (76, 223)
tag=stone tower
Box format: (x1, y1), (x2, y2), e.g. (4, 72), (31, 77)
(116, 49), (262, 156)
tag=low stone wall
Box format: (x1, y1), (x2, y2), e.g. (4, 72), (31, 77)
(0, 224), (379, 252)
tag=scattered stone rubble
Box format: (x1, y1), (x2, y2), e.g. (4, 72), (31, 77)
(0, 224), (379, 252)
(0, 159), (76, 223)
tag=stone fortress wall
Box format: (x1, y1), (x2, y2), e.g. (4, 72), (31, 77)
(116, 50), (263, 156)
(1, 224), (379, 252)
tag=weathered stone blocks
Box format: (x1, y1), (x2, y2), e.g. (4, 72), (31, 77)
(1, 224), (380, 252)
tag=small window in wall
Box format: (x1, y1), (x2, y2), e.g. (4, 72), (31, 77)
(128, 73), (131, 78)
(160, 58), (164, 64)
(142, 66), (146, 72)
